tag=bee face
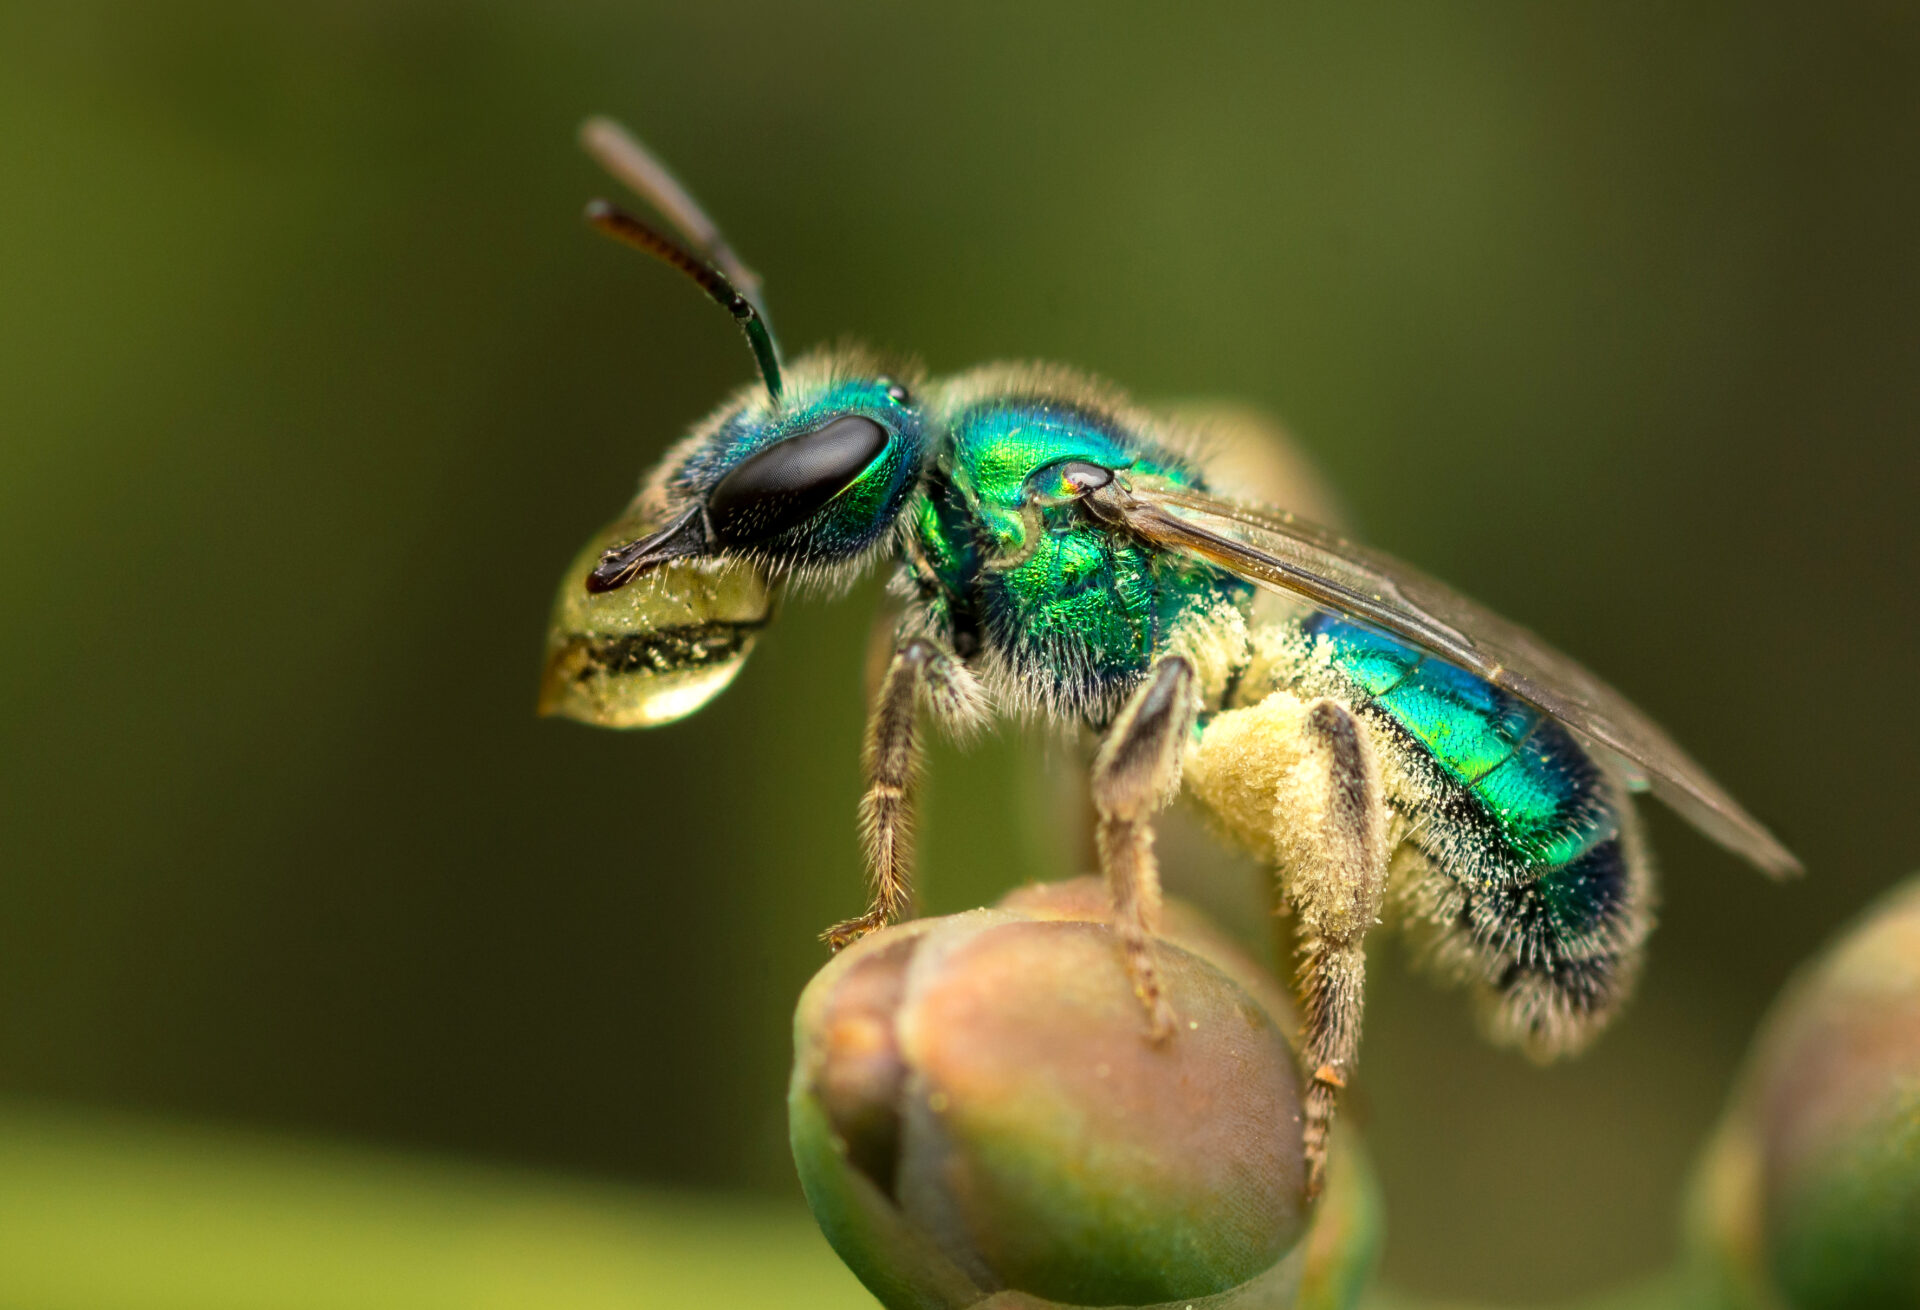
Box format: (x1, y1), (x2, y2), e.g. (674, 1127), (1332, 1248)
(541, 352), (924, 729)
(589, 359), (925, 595)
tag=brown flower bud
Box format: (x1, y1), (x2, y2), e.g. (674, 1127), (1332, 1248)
(790, 879), (1380, 1309)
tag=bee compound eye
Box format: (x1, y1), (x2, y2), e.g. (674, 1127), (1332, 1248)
(706, 414), (892, 546)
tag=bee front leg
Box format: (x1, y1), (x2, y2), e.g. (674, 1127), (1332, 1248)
(1090, 655), (1200, 1041)
(825, 637), (981, 952)
(1275, 699), (1391, 1199)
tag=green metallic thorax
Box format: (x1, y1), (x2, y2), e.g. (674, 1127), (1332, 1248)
(901, 393), (1250, 723)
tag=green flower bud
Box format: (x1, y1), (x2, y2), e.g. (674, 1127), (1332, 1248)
(790, 878), (1380, 1309)
(1689, 874), (1920, 1309)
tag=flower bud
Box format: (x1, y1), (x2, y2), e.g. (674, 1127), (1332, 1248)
(789, 878), (1380, 1309)
(1689, 874), (1920, 1309)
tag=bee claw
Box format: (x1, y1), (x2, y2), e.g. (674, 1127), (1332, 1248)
(822, 914), (886, 953)
(1304, 1155), (1327, 1202)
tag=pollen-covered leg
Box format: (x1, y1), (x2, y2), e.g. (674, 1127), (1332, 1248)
(1274, 699), (1390, 1199)
(1091, 655), (1200, 1041)
(826, 638), (985, 951)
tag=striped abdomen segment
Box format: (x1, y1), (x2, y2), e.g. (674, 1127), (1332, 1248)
(1302, 613), (1647, 1053)
(1302, 613), (1619, 888)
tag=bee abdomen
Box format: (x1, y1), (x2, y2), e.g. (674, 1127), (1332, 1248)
(1293, 612), (1653, 1058)
(1456, 819), (1652, 1059)
(1301, 613), (1618, 888)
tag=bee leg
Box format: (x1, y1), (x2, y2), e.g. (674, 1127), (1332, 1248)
(1276, 699), (1390, 1199)
(825, 638), (981, 952)
(1091, 655), (1200, 1041)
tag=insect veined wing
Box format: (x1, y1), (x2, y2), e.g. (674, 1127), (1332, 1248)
(1087, 474), (1803, 879)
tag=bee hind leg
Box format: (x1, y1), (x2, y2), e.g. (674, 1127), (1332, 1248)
(1090, 655), (1200, 1041)
(1275, 699), (1391, 1199)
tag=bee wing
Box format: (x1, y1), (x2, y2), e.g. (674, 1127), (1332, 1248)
(1090, 475), (1802, 878)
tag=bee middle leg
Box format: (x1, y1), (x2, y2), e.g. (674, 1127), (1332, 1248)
(1275, 699), (1391, 1198)
(826, 637), (982, 951)
(1091, 654), (1200, 1041)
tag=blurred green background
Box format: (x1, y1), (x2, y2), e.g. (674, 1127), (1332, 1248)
(2, 1), (1917, 1304)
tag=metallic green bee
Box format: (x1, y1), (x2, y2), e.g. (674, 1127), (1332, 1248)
(541, 119), (1801, 1193)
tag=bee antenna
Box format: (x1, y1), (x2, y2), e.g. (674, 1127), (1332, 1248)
(584, 200), (784, 401)
(580, 118), (783, 402)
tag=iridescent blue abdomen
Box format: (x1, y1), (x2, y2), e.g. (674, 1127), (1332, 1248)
(1302, 613), (1624, 895)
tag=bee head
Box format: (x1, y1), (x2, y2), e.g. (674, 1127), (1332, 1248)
(542, 357), (924, 729)
(589, 355), (925, 595)
(543, 122), (926, 728)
